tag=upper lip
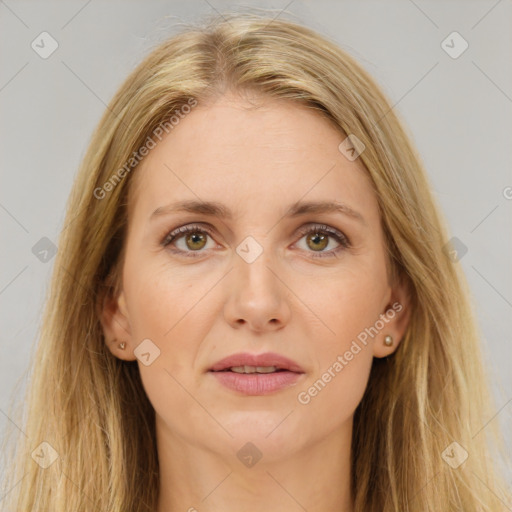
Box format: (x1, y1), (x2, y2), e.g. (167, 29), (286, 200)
(209, 352), (305, 373)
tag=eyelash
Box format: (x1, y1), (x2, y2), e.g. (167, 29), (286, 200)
(161, 223), (351, 259)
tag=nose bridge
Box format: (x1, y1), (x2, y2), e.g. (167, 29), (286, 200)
(224, 232), (290, 330)
(234, 233), (279, 295)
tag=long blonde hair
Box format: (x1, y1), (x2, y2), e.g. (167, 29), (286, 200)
(2, 11), (510, 511)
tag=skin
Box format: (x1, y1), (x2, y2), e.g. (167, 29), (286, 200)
(101, 91), (410, 512)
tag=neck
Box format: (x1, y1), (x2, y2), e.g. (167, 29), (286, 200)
(155, 415), (354, 512)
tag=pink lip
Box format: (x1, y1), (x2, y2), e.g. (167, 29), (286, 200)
(211, 371), (303, 395)
(208, 352), (305, 396)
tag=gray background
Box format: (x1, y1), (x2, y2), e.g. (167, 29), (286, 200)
(1, 0), (511, 488)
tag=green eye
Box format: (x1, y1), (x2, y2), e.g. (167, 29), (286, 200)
(162, 223), (350, 259)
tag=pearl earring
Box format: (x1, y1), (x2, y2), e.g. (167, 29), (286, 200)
(384, 335), (393, 347)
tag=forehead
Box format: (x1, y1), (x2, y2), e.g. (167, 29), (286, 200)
(128, 93), (377, 225)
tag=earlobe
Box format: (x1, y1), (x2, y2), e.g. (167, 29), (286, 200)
(373, 329), (399, 359)
(373, 277), (412, 358)
(105, 336), (136, 361)
(383, 334), (393, 347)
(99, 289), (136, 361)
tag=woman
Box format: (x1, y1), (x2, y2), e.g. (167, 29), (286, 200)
(2, 11), (510, 512)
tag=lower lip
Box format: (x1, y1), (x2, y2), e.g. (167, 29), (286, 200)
(209, 370), (303, 395)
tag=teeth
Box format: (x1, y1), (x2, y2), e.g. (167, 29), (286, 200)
(230, 365), (278, 374)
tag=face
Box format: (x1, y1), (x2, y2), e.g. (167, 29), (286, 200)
(101, 91), (409, 464)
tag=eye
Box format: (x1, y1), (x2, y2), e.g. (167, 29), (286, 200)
(161, 223), (351, 259)
(294, 223), (350, 259)
(161, 224), (216, 257)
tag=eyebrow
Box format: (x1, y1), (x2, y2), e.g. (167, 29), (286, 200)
(150, 199), (365, 224)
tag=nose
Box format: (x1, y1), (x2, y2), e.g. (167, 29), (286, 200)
(223, 247), (291, 333)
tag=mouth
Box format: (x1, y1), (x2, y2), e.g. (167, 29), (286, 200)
(208, 352), (305, 395)
(212, 365), (289, 374)
(209, 352), (304, 373)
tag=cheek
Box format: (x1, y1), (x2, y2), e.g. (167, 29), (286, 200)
(290, 263), (385, 410)
(295, 261), (387, 348)
(125, 267), (214, 434)
(122, 261), (221, 406)
(293, 348), (373, 445)
(123, 257), (217, 344)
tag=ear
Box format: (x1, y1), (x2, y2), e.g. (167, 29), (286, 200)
(372, 274), (412, 358)
(98, 286), (137, 362)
